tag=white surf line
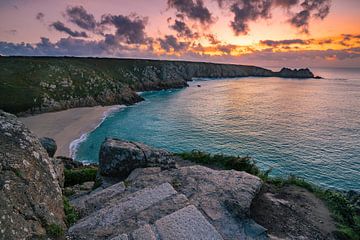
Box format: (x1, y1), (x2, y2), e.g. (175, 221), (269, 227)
(69, 105), (125, 160)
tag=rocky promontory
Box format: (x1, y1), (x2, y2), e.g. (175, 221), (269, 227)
(0, 56), (317, 115)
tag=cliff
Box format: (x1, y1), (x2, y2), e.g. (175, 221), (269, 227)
(0, 56), (316, 115)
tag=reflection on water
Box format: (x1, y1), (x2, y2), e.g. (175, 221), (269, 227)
(76, 68), (360, 191)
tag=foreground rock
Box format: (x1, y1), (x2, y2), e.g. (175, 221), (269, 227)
(99, 138), (176, 181)
(0, 111), (65, 239)
(68, 139), (264, 239)
(251, 184), (337, 240)
(39, 136), (57, 157)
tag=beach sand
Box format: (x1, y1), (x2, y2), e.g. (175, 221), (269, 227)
(19, 105), (122, 157)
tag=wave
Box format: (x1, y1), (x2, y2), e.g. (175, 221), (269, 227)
(69, 105), (124, 160)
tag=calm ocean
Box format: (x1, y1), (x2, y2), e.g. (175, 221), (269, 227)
(75, 67), (360, 191)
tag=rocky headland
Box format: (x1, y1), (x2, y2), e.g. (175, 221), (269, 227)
(1, 110), (358, 240)
(0, 56), (317, 115)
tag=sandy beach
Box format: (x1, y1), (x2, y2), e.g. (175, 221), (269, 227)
(19, 105), (122, 157)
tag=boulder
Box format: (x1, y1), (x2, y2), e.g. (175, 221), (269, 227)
(99, 138), (176, 181)
(0, 110), (65, 239)
(56, 156), (84, 169)
(126, 165), (265, 239)
(39, 137), (57, 157)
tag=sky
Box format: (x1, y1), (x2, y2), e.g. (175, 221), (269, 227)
(0, 0), (359, 68)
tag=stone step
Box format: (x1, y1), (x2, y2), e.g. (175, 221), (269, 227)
(68, 182), (186, 240)
(111, 205), (224, 240)
(70, 181), (126, 217)
(131, 224), (157, 240)
(155, 205), (224, 240)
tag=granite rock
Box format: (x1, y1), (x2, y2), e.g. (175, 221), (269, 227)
(39, 137), (57, 157)
(99, 138), (177, 181)
(0, 110), (65, 239)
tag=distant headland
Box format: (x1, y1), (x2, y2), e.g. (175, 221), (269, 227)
(0, 56), (319, 115)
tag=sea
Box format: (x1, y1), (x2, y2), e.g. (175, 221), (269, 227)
(74, 67), (360, 191)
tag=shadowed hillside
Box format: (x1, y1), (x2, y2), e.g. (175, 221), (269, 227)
(0, 56), (315, 115)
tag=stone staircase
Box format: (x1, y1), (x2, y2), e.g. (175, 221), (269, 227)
(68, 182), (224, 240)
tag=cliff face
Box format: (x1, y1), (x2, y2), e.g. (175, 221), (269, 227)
(0, 111), (65, 239)
(0, 57), (315, 115)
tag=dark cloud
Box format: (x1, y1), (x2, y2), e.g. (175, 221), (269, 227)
(101, 14), (150, 44)
(289, 0), (331, 33)
(65, 6), (97, 31)
(206, 34), (221, 44)
(0, 37), (108, 56)
(0, 36), (157, 58)
(36, 12), (45, 21)
(340, 34), (360, 47)
(216, 0), (331, 35)
(50, 21), (88, 38)
(217, 44), (236, 54)
(273, 0), (299, 7)
(158, 35), (189, 51)
(167, 0), (213, 24)
(229, 0), (273, 35)
(260, 39), (308, 46)
(170, 19), (194, 38)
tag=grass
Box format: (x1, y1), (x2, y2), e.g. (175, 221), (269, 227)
(177, 150), (260, 176)
(63, 197), (79, 226)
(269, 176), (360, 240)
(46, 223), (64, 238)
(64, 167), (98, 187)
(178, 150), (360, 240)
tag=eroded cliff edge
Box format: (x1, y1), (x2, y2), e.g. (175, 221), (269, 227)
(0, 56), (316, 115)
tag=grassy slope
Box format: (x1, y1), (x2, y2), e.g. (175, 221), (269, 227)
(0, 56), (272, 114)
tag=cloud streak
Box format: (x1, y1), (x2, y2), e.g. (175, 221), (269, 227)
(50, 21), (88, 38)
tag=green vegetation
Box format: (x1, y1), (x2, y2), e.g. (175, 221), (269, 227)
(177, 150), (260, 176)
(63, 197), (79, 226)
(0, 56), (187, 114)
(178, 150), (360, 240)
(64, 167), (98, 187)
(0, 56), (271, 114)
(46, 223), (64, 238)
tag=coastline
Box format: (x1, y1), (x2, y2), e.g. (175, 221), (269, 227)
(19, 105), (123, 158)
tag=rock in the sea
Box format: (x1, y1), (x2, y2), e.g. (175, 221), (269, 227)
(99, 138), (176, 181)
(277, 68), (314, 78)
(39, 136), (57, 157)
(0, 110), (65, 239)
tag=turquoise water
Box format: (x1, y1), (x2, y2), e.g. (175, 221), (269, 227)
(76, 68), (360, 191)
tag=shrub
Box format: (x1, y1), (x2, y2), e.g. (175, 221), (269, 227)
(177, 150), (260, 175)
(46, 224), (63, 237)
(63, 197), (79, 226)
(64, 167), (98, 187)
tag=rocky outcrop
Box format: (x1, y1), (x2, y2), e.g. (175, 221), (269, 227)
(99, 138), (176, 181)
(0, 56), (318, 115)
(276, 67), (314, 78)
(67, 140), (265, 239)
(0, 111), (65, 239)
(39, 137), (57, 157)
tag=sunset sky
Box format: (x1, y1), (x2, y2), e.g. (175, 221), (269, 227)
(0, 0), (359, 67)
